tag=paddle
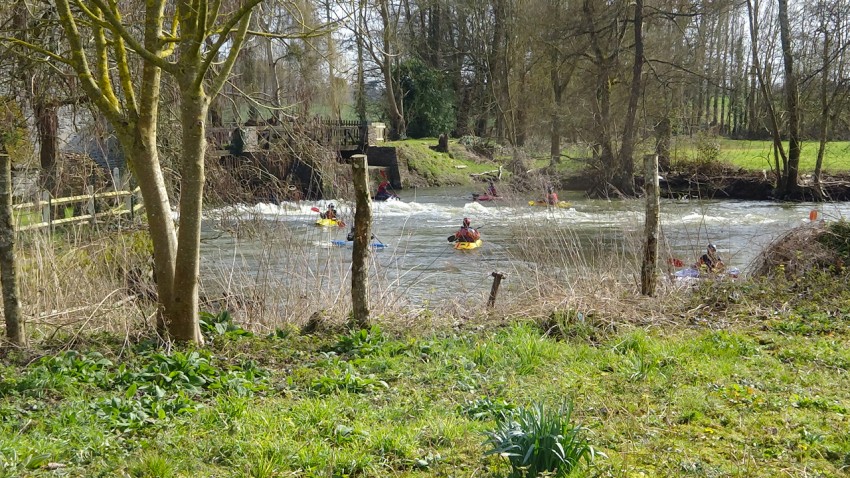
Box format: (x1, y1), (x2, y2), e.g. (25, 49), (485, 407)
(310, 206), (345, 227)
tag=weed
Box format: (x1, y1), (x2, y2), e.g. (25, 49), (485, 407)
(331, 325), (388, 357)
(484, 401), (599, 477)
(311, 363), (389, 394)
(458, 397), (516, 421)
(200, 310), (253, 340)
(127, 452), (176, 478)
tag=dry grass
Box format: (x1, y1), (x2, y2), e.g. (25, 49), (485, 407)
(748, 222), (835, 278)
(14, 206), (713, 344)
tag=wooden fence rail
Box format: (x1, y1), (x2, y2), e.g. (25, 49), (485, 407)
(13, 186), (144, 232)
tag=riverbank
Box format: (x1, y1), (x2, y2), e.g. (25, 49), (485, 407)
(3, 268), (850, 477)
(390, 138), (850, 201)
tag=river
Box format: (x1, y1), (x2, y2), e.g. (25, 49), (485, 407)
(200, 187), (850, 316)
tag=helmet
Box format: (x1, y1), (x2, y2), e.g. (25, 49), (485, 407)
(329, 203), (336, 209)
(462, 217), (471, 227)
(707, 243), (717, 252)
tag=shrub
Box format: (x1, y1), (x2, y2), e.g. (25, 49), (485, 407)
(484, 401), (599, 477)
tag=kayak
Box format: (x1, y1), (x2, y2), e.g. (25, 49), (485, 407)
(316, 218), (343, 227)
(330, 239), (388, 250)
(674, 267), (740, 279)
(472, 193), (502, 201)
(528, 200), (572, 208)
(454, 239), (483, 250)
(373, 193), (400, 201)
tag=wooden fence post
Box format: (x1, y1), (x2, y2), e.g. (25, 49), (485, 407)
(350, 154), (372, 327)
(0, 151), (24, 346)
(41, 190), (51, 228)
(641, 154), (660, 296)
(488, 271), (506, 308)
(86, 185), (96, 226)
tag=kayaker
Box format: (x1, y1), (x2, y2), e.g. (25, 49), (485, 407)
(487, 180), (498, 197)
(546, 186), (559, 205)
(696, 243), (724, 272)
(347, 226), (375, 242)
(321, 204), (337, 220)
(450, 217), (481, 243)
(375, 180), (394, 201)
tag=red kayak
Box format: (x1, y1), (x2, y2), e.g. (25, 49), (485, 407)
(472, 193), (502, 201)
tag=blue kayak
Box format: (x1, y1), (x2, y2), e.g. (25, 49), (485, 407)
(331, 240), (388, 250)
(674, 267), (740, 279)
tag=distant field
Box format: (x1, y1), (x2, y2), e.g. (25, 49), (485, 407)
(669, 139), (850, 173)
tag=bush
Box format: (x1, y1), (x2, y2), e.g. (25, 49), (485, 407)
(484, 401), (599, 477)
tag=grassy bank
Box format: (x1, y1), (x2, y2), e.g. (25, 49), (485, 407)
(3, 270), (850, 477)
(669, 138), (850, 172)
(386, 139), (501, 187)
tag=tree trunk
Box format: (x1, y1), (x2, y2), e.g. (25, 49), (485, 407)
(350, 155), (371, 328)
(614, 0), (643, 197)
(778, 0), (801, 196)
(170, 78), (208, 343)
(549, 64), (562, 167)
(33, 97), (59, 197)
(378, 0), (406, 138)
(641, 154), (659, 297)
(0, 151), (24, 346)
(814, 21), (830, 201)
(746, 0), (787, 188)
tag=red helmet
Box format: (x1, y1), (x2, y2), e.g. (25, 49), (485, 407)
(462, 217), (471, 227)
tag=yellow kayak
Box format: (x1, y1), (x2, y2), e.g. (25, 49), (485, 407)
(315, 218), (342, 227)
(528, 200), (572, 209)
(454, 239), (483, 250)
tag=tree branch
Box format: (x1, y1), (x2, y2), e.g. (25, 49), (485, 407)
(54, 0), (123, 125)
(85, 0), (176, 73)
(206, 9), (253, 96)
(197, 0), (263, 87)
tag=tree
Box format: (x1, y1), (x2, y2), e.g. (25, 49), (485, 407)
(777, 0), (801, 197)
(14, 0), (264, 343)
(396, 58), (455, 138)
(0, 98), (26, 346)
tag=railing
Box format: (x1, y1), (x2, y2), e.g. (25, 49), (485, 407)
(13, 186), (144, 232)
(207, 119), (376, 154)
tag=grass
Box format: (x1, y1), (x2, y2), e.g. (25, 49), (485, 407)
(385, 138), (502, 187)
(669, 138), (850, 172)
(528, 138), (850, 176)
(4, 270), (850, 477)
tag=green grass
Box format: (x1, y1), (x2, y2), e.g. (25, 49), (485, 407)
(531, 139), (850, 176)
(669, 138), (850, 172)
(4, 273), (850, 476)
(14, 207), (78, 228)
(386, 138), (502, 186)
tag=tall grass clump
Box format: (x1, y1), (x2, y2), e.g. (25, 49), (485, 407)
(484, 400), (599, 477)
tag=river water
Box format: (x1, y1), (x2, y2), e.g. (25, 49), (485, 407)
(200, 187), (850, 315)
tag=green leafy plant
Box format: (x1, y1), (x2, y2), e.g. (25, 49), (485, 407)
(484, 401), (599, 477)
(332, 325), (387, 357)
(310, 364), (388, 394)
(200, 310), (253, 339)
(459, 397), (516, 421)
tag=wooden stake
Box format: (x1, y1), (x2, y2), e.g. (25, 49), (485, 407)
(488, 271), (506, 308)
(641, 154), (660, 296)
(351, 154), (371, 327)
